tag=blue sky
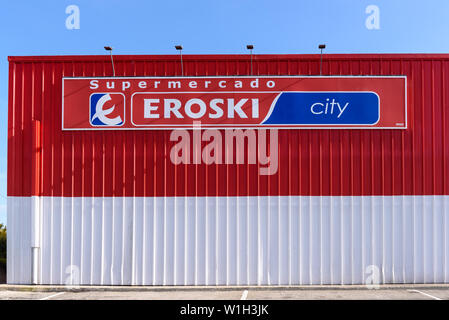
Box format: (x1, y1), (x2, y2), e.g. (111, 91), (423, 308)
(1, 0), (449, 224)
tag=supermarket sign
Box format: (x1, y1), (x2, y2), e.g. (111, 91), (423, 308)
(62, 76), (407, 130)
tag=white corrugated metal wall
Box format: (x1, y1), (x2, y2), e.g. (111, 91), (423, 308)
(7, 195), (449, 285)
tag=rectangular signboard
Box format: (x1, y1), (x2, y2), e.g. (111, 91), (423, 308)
(62, 76), (407, 130)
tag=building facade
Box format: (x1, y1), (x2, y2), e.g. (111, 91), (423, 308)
(7, 54), (449, 285)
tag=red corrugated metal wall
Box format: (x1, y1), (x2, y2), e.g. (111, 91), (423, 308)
(7, 54), (449, 198)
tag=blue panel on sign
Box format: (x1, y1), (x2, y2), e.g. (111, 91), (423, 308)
(262, 92), (380, 125)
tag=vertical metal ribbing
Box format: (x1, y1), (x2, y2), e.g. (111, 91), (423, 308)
(30, 118), (41, 284)
(419, 60), (426, 283)
(131, 132), (137, 285)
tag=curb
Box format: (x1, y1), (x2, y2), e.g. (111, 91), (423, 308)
(1, 284), (449, 293)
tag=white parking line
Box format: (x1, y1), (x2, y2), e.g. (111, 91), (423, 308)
(408, 289), (442, 300)
(240, 290), (248, 300)
(39, 292), (66, 300)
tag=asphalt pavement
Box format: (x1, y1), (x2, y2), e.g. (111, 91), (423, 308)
(0, 284), (448, 300)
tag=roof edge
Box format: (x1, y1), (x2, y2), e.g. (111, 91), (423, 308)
(8, 53), (449, 63)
